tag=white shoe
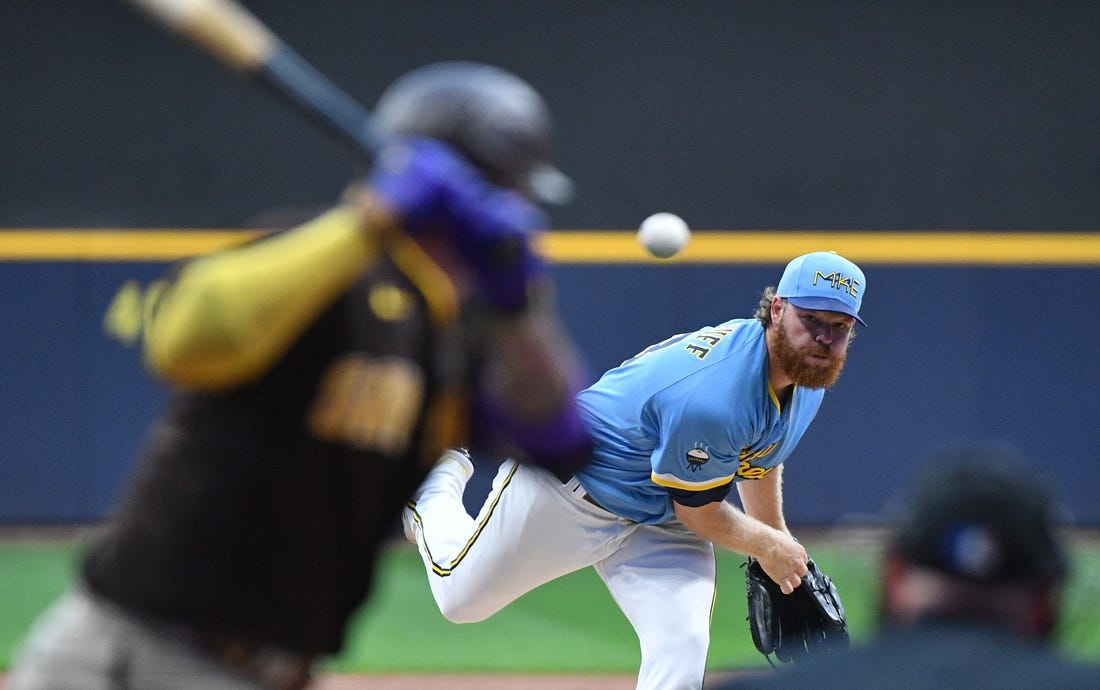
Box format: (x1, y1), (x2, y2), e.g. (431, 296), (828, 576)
(436, 447), (475, 482)
(403, 448), (475, 544)
(402, 504), (420, 544)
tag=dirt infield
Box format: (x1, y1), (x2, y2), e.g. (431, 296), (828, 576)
(314, 671), (750, 688)
(1, 671), (753, 689)
(315, 674), (638, 689)
(1, 674), (630, 689)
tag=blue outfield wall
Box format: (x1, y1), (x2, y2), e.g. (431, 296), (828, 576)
(3, 1), (1099, 525)
(2, 244), (1098, 526)
(553, 259), (1100, 526)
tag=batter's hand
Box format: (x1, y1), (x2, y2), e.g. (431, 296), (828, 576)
(367, 137), (547, 313)
(755, 535), (809, 594)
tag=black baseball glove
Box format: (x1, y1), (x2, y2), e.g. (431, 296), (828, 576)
(744, 557), (849, 664)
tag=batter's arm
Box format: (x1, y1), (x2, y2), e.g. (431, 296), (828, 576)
(674, 495), (807, 594)
(471, 281), (594, 472)
(144, 195), (397, 390)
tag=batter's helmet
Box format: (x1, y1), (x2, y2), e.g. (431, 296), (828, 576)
(373, 62), (573, 204)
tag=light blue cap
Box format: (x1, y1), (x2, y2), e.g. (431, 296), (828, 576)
(776, 251), (866, 325)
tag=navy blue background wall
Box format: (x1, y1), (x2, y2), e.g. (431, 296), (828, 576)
(2, 1), (1098, 524)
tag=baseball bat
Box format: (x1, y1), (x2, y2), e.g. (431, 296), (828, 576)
(122, 0), (380, 162)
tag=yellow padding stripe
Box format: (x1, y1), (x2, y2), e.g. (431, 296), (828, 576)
(538, 231), (1100, 265)
(409, 461), (520, 578)
(0, 230), (263, 261)
(3, 230), (1100, 265)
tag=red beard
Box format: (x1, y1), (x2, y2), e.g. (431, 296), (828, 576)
(772, 321), (846, 389)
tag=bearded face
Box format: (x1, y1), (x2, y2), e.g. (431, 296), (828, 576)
(771, 313), (848, 389)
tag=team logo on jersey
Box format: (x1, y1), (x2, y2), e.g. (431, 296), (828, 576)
(737, 443), (778, 479)
(736, 459), (776, 480)
(685, 447), (709, 471)
(308, 354), (424, 453)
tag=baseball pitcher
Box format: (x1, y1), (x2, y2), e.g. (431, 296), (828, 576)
(405, 251), (864, 689)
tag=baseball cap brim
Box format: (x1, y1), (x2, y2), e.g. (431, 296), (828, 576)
(787, 296), (867, 326)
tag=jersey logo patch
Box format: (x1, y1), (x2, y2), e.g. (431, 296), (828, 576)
(685, 447), (709, 471)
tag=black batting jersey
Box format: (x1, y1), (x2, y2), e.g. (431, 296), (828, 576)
(82, 248), (473, 656)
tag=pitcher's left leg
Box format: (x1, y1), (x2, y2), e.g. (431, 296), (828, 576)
(596, 521), (716, 690)
(408, 457), (627, 624)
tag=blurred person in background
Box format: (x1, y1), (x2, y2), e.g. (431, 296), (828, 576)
(724, 442), (1100, 689)
(10, 62), (591, 690)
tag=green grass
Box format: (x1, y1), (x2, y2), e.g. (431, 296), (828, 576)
(1057, 545), (1100, 664)
(336, 548), (642, 673)
(0, 543), (81, 664)
(2, 537), (1097, 673)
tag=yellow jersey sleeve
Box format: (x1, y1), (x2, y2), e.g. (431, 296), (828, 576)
(143, 203), (387, 390)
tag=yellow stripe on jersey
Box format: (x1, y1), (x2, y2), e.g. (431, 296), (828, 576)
(386, 236), (459, 327)
(651, 471), (736, 492)
(767, 384), (782, 413)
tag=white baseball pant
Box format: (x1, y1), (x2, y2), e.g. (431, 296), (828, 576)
(406, 454), (718, 690)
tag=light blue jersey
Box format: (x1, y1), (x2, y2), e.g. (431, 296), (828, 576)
(574, 318), (825, 524)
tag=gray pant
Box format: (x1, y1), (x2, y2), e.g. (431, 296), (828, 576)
(10, 588), (291, 690)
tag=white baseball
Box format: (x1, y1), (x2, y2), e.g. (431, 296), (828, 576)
(637, 212), (690, 259)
